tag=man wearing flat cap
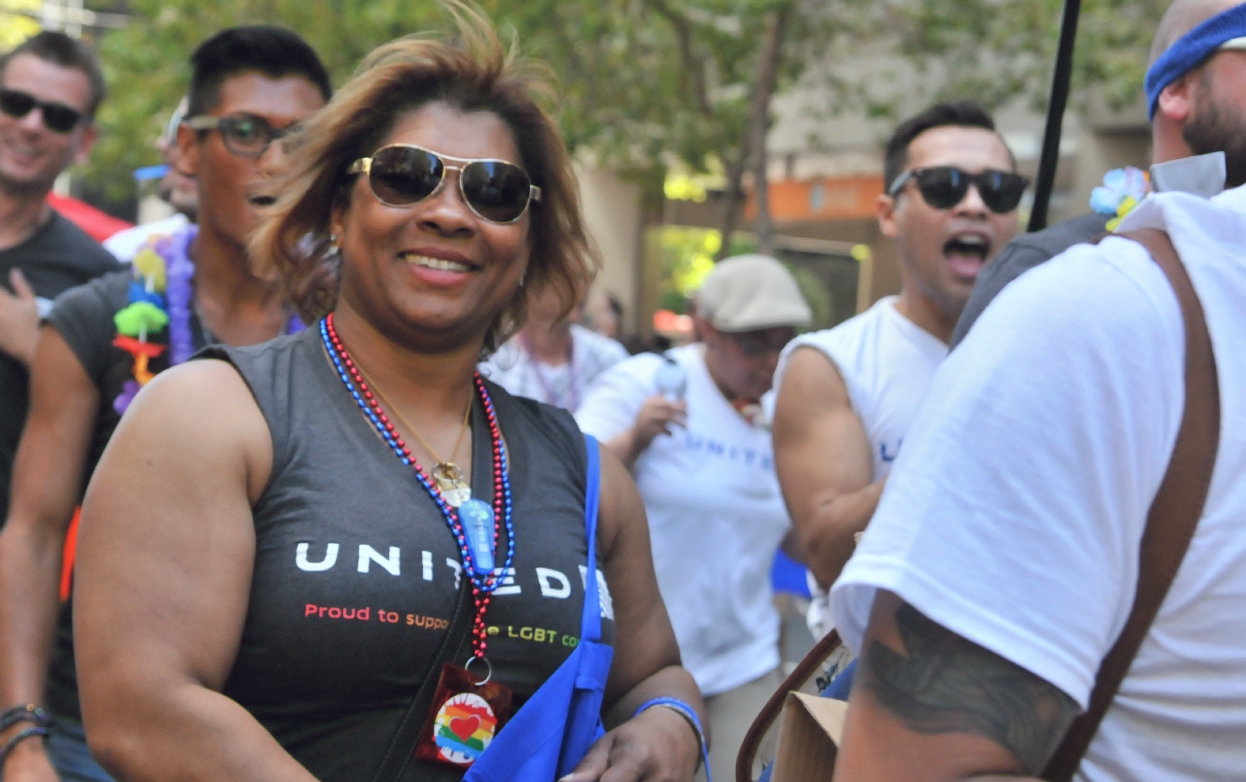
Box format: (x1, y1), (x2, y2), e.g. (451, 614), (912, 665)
(576, 254), (811, 780)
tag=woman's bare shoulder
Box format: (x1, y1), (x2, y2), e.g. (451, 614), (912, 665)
(125, 358), (254, 413)
(110, 358), (274, 501)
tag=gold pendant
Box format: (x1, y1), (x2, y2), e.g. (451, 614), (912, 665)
(433, 463), (471, 507)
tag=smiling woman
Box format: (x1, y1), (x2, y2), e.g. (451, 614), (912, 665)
(251, 11), (591, 353)
(71, 3), (706, 782)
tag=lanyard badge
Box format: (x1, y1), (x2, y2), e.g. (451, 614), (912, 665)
(415, 498), (508, 767)
(415, 661), (514, 768)
(413, 498), (513, 769)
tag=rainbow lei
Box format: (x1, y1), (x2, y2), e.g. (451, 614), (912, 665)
(112, 227), (197, 415)
(111, 225), (305, 415)
(1090, 166), (1151, 232)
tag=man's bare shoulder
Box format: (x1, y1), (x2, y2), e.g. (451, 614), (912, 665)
(778, 345), (850, 407)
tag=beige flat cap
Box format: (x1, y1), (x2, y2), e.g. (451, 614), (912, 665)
(695, 254), (812, 332)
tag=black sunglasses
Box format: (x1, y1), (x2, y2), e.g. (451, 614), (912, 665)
(0, 88), (85, 133)
(184, 114), (300, 158)
(888, 167), (1029, 214)
(348, 144), (542, 224)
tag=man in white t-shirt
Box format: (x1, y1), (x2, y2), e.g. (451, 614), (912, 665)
(480, 284), (628, 412)
(828, 6), (1246, 778)
(772, 101), (1022, 638)
(575, 255), (811, 780)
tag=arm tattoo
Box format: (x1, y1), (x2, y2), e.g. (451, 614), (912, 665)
(861, 602), (1078, 773)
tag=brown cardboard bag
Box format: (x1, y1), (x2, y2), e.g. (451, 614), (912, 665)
(735, 631), (849, 782)
(768, 692), (847, 782)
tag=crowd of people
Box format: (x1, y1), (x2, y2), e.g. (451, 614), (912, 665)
(0, 0), (1242, 781)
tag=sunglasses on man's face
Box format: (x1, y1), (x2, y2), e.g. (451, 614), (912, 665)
(0, 88), (85, 134)
(348, 144), (542, 224)
(184, 114), (300, 159)
(888, 167), (1029, 214)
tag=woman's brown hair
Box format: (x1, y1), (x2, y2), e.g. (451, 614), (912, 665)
(250, 1), (596, 351)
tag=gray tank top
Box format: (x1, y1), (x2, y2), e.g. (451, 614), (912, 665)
(200, 326), (613, 781)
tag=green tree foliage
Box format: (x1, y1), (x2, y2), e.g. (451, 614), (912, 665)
(809, 0), (1167, 120)
(79, 0), (1165, 207)
(83, 0), (819, 207)
(906, 0), (1167, 111)
(0, 0), (42, 49)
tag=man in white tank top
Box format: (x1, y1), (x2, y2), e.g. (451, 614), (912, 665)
(772, 101), (1022, 638)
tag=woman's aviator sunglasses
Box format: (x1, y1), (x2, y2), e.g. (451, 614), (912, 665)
(0, 88), (84, 134)
(348, 144), (541, 224)
(888, 167), (1029, 214)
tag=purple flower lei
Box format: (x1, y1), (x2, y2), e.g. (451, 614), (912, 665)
(160, 225), (199, 365)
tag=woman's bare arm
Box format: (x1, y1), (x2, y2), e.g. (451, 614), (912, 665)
(565, 443), (704, 781)
(73, 359), (316, 782)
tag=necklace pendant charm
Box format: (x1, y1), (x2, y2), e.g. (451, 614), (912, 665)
(433, 463), (471, 507)
(441, 484), (471, 508)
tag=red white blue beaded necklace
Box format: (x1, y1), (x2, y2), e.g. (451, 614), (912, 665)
(320, 313), (514, 660)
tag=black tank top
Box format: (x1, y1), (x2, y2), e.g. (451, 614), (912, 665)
(202, 327), (614, 781)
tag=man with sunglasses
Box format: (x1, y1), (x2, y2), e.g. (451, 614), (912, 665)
(0, 26), (329, 782)
(772, 101), (1022, 641)
(576, 254), (811, 780)
(952, 0), (1246, 348)
(0, 32), (119, 527)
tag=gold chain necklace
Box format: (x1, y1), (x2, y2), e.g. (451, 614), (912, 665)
(356, 366), (474, 507)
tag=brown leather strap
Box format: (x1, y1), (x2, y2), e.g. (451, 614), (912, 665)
(735, 630), (842, 782)
(1042, 228), (1221, 781)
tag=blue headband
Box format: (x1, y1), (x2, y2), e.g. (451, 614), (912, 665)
(1145, 3), (1246, 120)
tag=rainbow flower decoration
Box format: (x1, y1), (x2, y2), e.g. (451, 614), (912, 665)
(1090, 166), (1151, 232)
(112, 246), (170, 414)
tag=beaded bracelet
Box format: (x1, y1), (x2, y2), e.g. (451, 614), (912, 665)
(0, 726), (48, 764)
(634, 697), (711, 782)
(0, 704), (51, 732)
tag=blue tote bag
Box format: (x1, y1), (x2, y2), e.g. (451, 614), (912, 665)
(464, 434), (614, 781)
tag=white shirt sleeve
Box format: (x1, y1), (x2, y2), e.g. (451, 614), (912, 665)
(830, 238), (1185, 708)
(574, 353), (663, 442)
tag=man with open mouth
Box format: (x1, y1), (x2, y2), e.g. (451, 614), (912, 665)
(0, 26), (330, 782)
(771, 100), (1023, 645)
